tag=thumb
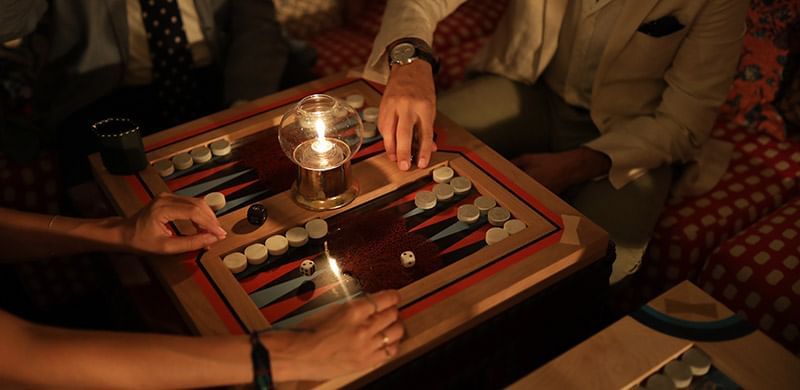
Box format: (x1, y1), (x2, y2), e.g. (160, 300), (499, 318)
(158, 233), (221, 254)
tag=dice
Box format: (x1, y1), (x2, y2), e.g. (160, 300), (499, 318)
(247, 204), (268, 226)
(300, 259), (316, 276)
(400, 251), (416, 268)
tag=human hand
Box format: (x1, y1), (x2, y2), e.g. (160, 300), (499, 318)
(378, 60), (437, 170)
(512, 148), (611, 194)
(276, 290), (404, 381)
(118, 193), (227, 254)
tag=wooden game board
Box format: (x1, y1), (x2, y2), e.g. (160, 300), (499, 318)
(90, 71), (609, 388)
(510, 281), (800, 389)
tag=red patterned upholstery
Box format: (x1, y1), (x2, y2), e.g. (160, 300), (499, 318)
(640, 120), (800, 296)
(697, 196), (800, 354)
(310, 0), (508, 91)
(0, 152), (60, 214)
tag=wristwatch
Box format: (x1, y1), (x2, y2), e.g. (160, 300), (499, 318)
(388, 38), (439, 74)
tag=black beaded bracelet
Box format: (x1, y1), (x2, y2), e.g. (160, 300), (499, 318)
(250, 331), (274, 390)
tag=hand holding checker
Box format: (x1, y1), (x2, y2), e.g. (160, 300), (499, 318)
(120, 192), (227, 254)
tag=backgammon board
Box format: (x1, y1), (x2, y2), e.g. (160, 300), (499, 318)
(91, 71), (609, 388)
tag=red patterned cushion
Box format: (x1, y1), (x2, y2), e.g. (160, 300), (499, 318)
(697, 196), (800, 354)
(640, 119), (800, 293)
(311, 0), (507, 90)
(719, 0), (800, 141)
(435, 38), (488, 90)
(0, 152), (60, 214)
(310, 27), (374, 76)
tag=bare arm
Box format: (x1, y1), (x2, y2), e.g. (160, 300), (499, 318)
(0, 193), (227, 261)
(0, 290), (404, 388)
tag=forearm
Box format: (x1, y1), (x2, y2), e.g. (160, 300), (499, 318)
(0, 208), (126, 261)
(0, 311), (304, 388)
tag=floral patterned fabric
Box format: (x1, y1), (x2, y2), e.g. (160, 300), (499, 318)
(719, 0), (800, 141)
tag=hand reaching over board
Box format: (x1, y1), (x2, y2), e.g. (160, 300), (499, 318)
(120, 192), (228, 254)
(273, 290), (404, 381)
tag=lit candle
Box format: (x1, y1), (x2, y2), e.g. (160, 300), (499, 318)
(311, 118), (334, 153)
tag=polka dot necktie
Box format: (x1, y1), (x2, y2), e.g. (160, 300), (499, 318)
(139, 0), (198, 125)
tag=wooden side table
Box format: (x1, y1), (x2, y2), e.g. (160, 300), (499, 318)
(511, 280), (800, 389)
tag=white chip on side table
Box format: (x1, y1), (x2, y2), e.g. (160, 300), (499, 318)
(485, 227), (509, 245)
(154, 159), (175, 177)
(432, 166), (454, 183)
(172, 153), (193, 170)
(503, 219), (527, 235)
(223, 252), (247, 273)
(645, 374), (676, 390)
(204, 192), (226, 211)
(265, 235), (289, 256)
(305, 218), (328, 239)
(414, 190), (437, 210)
(488, 206), (511, 226)
(680, 348), (711, 376)
(450, 176), (472, 195)
(663, 361), (692, 389)
(474, 195), (496, 213)
(433, 183), (455, 202)
(286, 227), (309, 247)
(457, 204), (480, 224)
(362, 107), (379, 122)
(345, 94), (364, 109)
(244, 243), (268, 265)
(363, 122), (378, 138)
(190, 145), (212, 164)
(210, 139), (232, 157)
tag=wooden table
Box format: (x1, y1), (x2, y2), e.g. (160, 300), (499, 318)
(91, 71), (609, 388)
(511, 280), (800, 389)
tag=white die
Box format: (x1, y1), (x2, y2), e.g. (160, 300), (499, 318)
(300, 260), (316, 276)
(400, 251), (416, 268)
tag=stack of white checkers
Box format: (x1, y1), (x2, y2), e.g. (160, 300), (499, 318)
(222, 218), (329, 274)
(428, 167), (527, 246)
(153, 138), (233, 177)
(639, 347), (712, 390)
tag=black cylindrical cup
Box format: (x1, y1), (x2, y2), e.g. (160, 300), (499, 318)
(91, 118), (149, 175)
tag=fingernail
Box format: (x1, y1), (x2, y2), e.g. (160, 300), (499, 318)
(388, 154), (397, 162)
(417, 157), (428, 168)
(399, 160), (410, 171)
(216, 227), (227, 237)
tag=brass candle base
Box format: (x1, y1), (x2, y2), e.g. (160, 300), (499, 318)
(292, 161), (359, 211)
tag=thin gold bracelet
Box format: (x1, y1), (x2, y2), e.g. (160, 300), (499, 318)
(48, 215), (58, 230)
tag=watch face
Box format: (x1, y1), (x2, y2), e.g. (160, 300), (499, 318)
(391, 43), (416, 64)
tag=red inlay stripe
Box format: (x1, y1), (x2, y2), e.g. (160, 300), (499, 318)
(260, 282), (340, 323)
(126, 174), (244, 333)
(166, 161), (239, 191)
(145, 77), (358, 152)
(438, 224), (492, 256)
(215, 179), (259, 198)
(354, 140), (385, 159)
(380, 182), (437, 211)
(399, 231), (562, 319)
(240, 258), (308, 294)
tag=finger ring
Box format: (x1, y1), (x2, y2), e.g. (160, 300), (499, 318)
(380, 331), (389, 347)
(365, 294), (379, 314)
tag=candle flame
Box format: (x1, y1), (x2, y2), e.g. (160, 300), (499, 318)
(311, 118), (334, 153)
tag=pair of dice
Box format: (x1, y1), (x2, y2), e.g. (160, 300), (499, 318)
(299, 251), (416, 276)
